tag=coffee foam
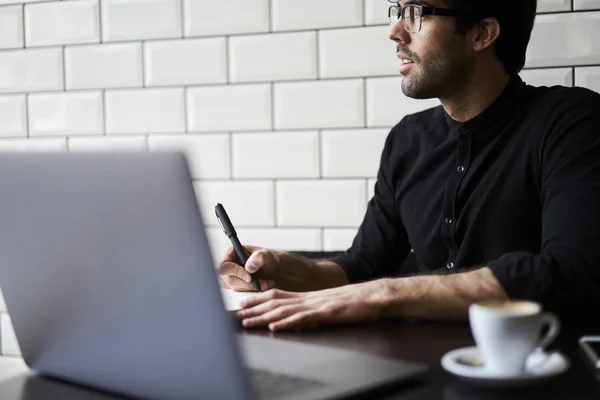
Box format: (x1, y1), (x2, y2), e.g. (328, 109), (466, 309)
(474, 300), (540, 316)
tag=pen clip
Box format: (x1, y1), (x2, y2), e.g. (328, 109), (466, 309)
(215, 211), (227, 236)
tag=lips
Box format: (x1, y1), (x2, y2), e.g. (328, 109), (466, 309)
(397, 53), (415, 74)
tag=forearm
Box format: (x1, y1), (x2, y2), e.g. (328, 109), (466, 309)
(379, 267), (509, 320)
(273, 252), (350, 292)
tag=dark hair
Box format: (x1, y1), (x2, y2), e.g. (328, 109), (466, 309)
(443, 0), (538, 74)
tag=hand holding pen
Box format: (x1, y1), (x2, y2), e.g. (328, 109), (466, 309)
(215, 203), (262, 292)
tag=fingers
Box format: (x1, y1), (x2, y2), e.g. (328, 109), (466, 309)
(221, 275), (275, 293)
(237, 297), (296, 319)
(245, 248), (279, 274)
(241, 304), (305, 329)
(217, 261), (253, 283)
(240, 289), (296, 308)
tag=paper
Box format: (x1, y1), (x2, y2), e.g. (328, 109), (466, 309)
(221, 288), (259, 311)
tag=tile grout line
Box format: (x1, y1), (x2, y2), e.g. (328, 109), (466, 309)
(225, 36), (231, 84)
(141, 42), (147, 87)
(62, 46), (67, 91)
(21, 4), (26, 49)
(24, 93), (30, 138)
(101, 90), (107, 135)
(268, 0), (273, 33)
(97, 0), (103, 43)
(363, 78), (368, 128)
(270, 82), (275, 131)
(273, 179), (278, 227)
(318, 129), (323, 179)
(180, 0), (185, 38)
(228, 132), (234, 180)
(361, 0), (366, 26)
(315, 30), (321, 80)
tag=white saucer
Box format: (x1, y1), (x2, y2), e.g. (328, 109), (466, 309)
(441, 346), (570, 388)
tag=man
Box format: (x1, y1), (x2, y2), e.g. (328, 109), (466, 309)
(218, 0), (600, 331)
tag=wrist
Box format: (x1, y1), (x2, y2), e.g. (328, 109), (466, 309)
(373, 277), (406, 320)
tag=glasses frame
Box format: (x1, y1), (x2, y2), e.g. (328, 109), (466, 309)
(388, 4), (473, 33)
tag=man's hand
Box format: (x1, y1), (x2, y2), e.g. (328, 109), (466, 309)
(235, 267), (510, 330)
(217, 246), (278, 292)
(218, 246), (350, 293)
(235, 280), (389, 331)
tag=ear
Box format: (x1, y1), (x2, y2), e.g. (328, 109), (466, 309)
(471, 17), (501, 52)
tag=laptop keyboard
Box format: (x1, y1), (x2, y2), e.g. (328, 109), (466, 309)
(248, 368), (327, 399)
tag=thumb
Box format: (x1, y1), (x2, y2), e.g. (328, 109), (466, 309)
(245, 248), (279, 274)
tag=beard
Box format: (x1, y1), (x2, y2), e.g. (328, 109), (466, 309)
(400, 40), (474, 100)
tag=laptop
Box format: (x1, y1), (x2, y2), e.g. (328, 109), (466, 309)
(0, 152), (427, 400)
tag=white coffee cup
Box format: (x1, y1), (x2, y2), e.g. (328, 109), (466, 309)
(469, 300), (560, 376)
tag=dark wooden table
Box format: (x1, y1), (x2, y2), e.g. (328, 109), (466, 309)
(246, 319), (600, 399)
(1, 319), (600, 399)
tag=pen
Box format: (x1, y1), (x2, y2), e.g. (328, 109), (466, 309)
(215, 203), (262, 292)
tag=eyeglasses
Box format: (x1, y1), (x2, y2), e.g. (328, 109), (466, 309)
(388, 4), (470, 33)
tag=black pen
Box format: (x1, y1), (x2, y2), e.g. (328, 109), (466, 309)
(215, 203), (262, 292)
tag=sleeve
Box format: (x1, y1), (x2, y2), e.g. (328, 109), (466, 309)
(488, 89), (600, 314)
(333, 123), (411, 283)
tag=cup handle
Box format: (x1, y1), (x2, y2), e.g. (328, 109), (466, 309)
(537, 312), (560, 349)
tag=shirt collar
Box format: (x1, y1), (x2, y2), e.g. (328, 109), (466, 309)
(444, 74), (526, 135)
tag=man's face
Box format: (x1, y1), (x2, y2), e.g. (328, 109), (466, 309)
(389, 0), (474, 99)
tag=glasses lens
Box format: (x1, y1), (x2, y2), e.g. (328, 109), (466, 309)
(402, 5), (421, 33)
(389, 6), (400, 26)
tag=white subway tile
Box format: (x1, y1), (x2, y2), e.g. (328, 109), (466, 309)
(144, 38), (227, 86)
(0, 289), (6, 312)
(520, 68), (573, 88)
(187, 84), (272, 132)
(25, 0), (99, 47)
(230, 32), (317, 83)
(0, 5), (23, 49)
(148, 134), (230, 179)
(323, 229), (357, 251)
(106, 88), (185, 134)
(184, 0), (269, 36)
(0, 95), (26, 137)
(0, 0), (46, 4)
(319, 26), (397, 78)
(194, 181), (275, 227)
(364, 0), (388, 25)
(28, 91), (103, 136)
(205, 227), (231, 265)
(574, 0), (600, 10)
(102, 0), (181, 42)
(0, 137), (67, 152)
(538, 0), (572, 12)
(366, 76), (440, 127)
(232, 131), (319, 179)
(68, 136), (147, 152)
(575, 66), (600, 94)
(65, 43), (142, 90)
(368, 178), (376, 200)
(1, 314), (21, 356)
(322, 129), (387, 178)
(0, 48), (63, 93)
(237, 228), (322, 252)
(526, 12), (600, 68)
(274, 79), (364, 130)
(272, 0), (362, 31)
(277, 180), (367, 227)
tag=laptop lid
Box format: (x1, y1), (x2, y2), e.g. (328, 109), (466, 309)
(0, 152), (254, 400)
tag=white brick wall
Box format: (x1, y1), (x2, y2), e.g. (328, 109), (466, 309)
(1, 0), (600, 357)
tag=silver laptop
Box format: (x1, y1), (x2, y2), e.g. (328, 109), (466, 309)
(0, 152), (427, 400)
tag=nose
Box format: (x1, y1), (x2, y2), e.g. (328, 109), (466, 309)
(388, 19), (410, 44)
